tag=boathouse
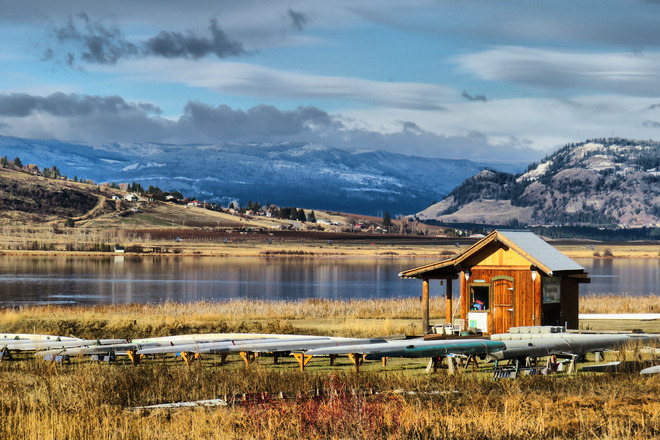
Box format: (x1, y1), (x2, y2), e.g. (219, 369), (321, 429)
(399, 230), (590, 335)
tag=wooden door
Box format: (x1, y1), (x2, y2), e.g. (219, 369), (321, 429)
(492, 277), (514, 334)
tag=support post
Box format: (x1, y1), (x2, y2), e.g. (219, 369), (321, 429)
(126, 349), (143, 366)
(347, 353), (366, 373)
(447, 356), (456, 374)
(180, 351), (199, 368)
(292, 353), (312, 372)
(239, 351), (258, 368)
(446, 279), (453, 324)
(425, 356), (443, 374)
(422, 278), (430, 334)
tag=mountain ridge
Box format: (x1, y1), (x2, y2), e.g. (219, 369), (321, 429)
(415, 138), (660, 227)
(0, 136), (524, 216)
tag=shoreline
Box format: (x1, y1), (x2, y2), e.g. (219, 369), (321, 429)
(0, 243), (657, 259)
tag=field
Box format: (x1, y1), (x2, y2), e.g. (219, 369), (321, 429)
(1, 297), (660, 439)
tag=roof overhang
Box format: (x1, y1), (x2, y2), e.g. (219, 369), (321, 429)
(398, 230), (587, 280)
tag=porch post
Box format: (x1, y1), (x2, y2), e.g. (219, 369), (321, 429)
(446, 279), (452, 324)
(422, 278), (430, 334)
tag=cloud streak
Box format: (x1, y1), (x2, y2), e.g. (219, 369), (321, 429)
(102, 58), (455, 111)
(287, 9), (309, 31)
(455, 46), (660, 96)
(462, 90), (487, 102)
(0, 92), (161, 117)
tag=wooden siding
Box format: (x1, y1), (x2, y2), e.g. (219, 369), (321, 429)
(560, 278), (580, 329)
(461, 266), (543, 334)
(479, 247), (532, 267)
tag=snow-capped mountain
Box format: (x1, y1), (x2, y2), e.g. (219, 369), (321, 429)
(0, 136), (524, 215)
(416, 138), (660, 226)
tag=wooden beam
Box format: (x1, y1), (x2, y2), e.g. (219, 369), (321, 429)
(239, 351), (258, 368)
(422, 278), (430, 334)
(292, 353), (312, 372)
(347, 353), (366, 373)
(446, 279), (453, 324)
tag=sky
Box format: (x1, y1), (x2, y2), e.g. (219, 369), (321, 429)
(2, 0), (660, 162)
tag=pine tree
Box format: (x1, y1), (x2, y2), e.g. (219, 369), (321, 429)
(383, 211), (392, 230)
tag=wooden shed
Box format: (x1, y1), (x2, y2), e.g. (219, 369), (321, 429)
(399, 230), (590, 335)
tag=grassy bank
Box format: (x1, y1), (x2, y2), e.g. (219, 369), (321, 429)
(1, 295), (659, 340)
(1, 359), (659, 439)
(2, 299), (660, 439)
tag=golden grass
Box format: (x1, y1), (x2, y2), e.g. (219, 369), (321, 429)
(1, 362), (659, 439)
(580, 294), (660, 314)
(2, 299), (660, 438)
(2, 295), (659, 340)
(0, 298), (447, 339)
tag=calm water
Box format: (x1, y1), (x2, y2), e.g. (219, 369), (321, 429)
(0, 256), (657, 306)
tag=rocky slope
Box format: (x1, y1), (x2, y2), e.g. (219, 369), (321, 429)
(415, 138), (660, 227)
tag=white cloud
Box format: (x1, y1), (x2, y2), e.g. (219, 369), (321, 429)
(338, 94), (660, 156)
(95, 58), (457, 110)
(455, 46), (660, 96)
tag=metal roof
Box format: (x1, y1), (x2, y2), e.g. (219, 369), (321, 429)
(399, 230), (585, 279)
(495, 230), (585, 274)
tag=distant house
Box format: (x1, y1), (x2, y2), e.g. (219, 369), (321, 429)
(187, 200), (202, 207)
(124, 193), (139, 202)
(111, 195), (122, 200)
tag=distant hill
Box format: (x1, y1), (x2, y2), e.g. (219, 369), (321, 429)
(0, 136), (524, 216)
(415, 138), (660, 227)
(0, 167), (116, 224)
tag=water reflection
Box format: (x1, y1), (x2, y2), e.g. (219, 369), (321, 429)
(0, 256), (656, 306)
(576, 258), (660, 296)
(0, 256), (435, 306)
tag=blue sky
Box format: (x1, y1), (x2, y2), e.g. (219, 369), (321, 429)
(2, 0), (660, 162)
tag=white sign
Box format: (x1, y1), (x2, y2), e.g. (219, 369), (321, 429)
(467, 312), (489, 333)
(542, 278), (560, 304)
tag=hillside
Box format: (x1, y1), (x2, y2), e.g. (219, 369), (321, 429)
(0, 136), (523, 216)
(416, 138), (660, 227)
(0, 167), (422, 235)
(0, 168), (119, 224)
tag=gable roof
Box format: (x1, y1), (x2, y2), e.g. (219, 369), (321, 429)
(399, 230), (585, 279)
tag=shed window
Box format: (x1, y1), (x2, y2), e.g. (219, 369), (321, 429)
(470, 286), (490, 311)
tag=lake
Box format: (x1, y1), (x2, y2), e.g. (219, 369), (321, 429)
(0, 255), (657, 306)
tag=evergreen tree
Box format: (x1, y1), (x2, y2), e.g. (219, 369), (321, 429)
(308, 210), (317, 223)
(383, 211), (392, 230)
(0, 156), (8, 168)
(297, 208), (307, 222)
(13, 157), (22, 168)
(289, 207), (298, 220)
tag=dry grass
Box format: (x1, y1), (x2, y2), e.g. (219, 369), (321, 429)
(0, 361), (659, 439)
(2, 295), (659, 340)
(580, 294), (660, 314)
(2, 301), (660, 438)
(0, 298), (447, 339)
